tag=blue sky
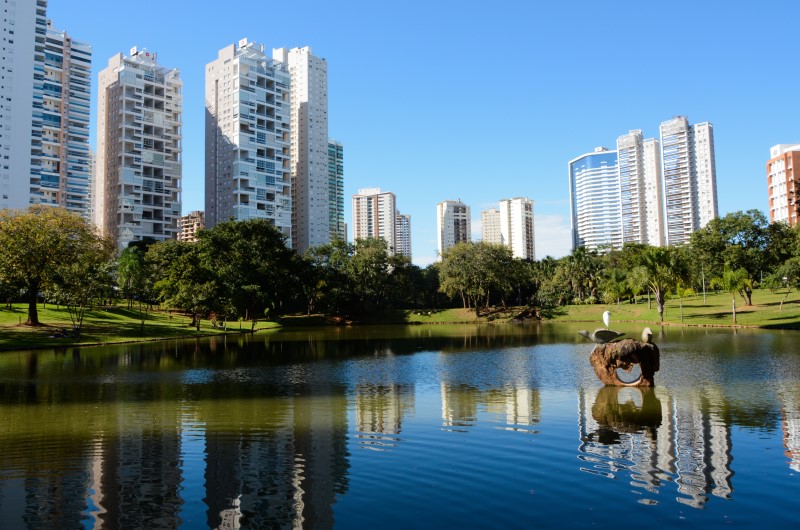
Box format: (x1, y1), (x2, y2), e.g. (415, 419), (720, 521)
(48, 0), (799, 265)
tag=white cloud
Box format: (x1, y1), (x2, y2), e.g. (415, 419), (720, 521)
(535, 214), (571, 259)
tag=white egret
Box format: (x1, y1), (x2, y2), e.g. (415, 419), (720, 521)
(602, 310), (611, 329)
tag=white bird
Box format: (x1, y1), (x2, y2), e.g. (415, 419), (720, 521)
(602, 310), (611, 329)
(641, 327), (653, 344)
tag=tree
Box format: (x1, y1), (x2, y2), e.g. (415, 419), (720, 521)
(764, 257), (800, 311)
(600, 268), (629, 305)
(200, 219), (300, 329)
(561, 247), (603, 303)
(638, 247), (683, 322)
(50, 235), (116, 337)
(118, 246), (157, 332)
(711, 267), (750, 324)
(690, 210), (774, 305)
(304, 240), (355, 315)
(0, 206), (103, 326)
(439, 242), (515, 315)
(147, 240), (220, 330)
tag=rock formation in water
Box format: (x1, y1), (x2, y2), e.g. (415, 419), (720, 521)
(589, 337), (660, 387)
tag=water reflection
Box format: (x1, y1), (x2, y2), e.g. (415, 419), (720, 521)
(0, 326), (799, 528)
(579, 385), (734, 508)
(354, 384), (414, 451)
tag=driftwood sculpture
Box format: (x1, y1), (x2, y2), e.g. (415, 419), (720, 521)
(589, 336), (659, 387)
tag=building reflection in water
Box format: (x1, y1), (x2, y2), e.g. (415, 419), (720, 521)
(578, 386), (733, 508)
(441, 383), (541, 433)
(779, 384), (800, 472)
(202, 395), (350, 528)
(354, 383), (415, 451)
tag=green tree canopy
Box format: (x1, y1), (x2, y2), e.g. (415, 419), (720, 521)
(0, 205), (106, 325)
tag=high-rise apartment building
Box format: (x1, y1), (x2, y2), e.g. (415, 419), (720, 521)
(0, 0), (47, 211)
(95, 47), (182, 248)
(327, 140), (345, 241)
(177, 210), (205, 242)
(0, 2), (90, 217)
(767, 144), (800, 225)
(642, 138), (664, 246)
(436, 200), (471, 258)
(352, 188), (397, 253)
(615, 130), (664, 247)
(273, 46), (329, 253)
(499, 197), (535, 260)
(568, 147), (621, 251)
(395, 211), (411, 259)
(481, 208), (501, 244)
(616, 130), (647, 245)
(39, 21), (92, 217)
(205, 39), (291, 239)
(659, 116), (717, 245)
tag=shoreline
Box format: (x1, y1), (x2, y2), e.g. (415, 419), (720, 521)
(3, 315), (797, 354)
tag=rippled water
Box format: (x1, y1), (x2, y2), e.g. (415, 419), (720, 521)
(0, 323), (799, 528)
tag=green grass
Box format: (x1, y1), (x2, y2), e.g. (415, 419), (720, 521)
(4, 288), (800, 352)
(0, 303), (279, 351)
(545, 288), (800, 328)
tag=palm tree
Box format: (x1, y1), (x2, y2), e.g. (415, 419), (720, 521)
(711, 266), (749, 324)
(638, 247), (679, 322)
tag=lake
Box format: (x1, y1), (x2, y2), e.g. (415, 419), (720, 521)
(0, 323), (798, 528)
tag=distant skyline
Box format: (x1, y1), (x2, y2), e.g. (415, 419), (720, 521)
(47, 0), (800, 265)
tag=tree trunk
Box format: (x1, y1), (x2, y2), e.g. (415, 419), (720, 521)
(26, 287), (40, 326)
(656, 291), (664, 322)
(732, 294), (737, 324)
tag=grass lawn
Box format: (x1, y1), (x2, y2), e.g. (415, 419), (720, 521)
(544, 287), (800, 329)
(4, 287), (800, 352)
(0, 303), (279, 351)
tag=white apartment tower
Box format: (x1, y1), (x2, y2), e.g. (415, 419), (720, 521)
(205, 40), (291, 239)
(0, 0), (45, 210)
(95, 48), (182, 248)
(481, 208), (501, 244)
(328, 140), (345, 241)
(642, 138), (664, 246)
(436, 199), (471, 258)
(616, 130), (647, 245)
(568, 147), (621, 251)
(616, 130), (664, 247)
(395, 212), (411, 259)
(499, 197), (535, 260)
(352, 188), (397, 253)
(39, 21), (92, 218)
(273, 46), (329, 253)
(659, 116), (718, 245)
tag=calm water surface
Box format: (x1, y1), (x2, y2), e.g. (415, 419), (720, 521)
(0, 323), (799, 528)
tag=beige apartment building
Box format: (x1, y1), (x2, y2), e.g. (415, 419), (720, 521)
(767, 144), (800, 226)
(352, 188), (398, 253)
(177, 210), (205, 242)
(95, 47), (182, 248)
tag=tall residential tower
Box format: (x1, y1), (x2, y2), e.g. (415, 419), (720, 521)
(273, 46), (329, 253)
(95, 47), (182, 247)
(328, 140), (345, 241)
(499, 197), (535, 260)
(40, 21), (92, 217)
(205, 39), (291, 238)
(659, 116), (717, 245)
(436, 199), (471, 258)
(0, 3), (91, 217)
(568, 147), (620, 251)
(352, 188), (397, 253)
